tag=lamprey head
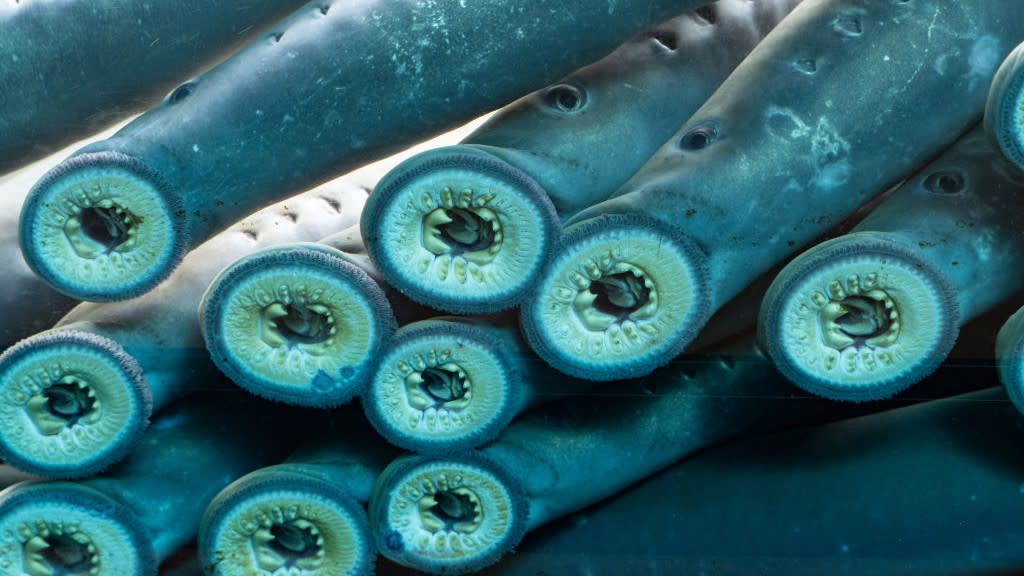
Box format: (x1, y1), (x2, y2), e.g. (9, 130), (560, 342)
(759, 233), (959, 401)
(369, 455), (527, 575)
(364, 320), (517, 453)
(199, 470), (373, 576)
(200, 244), (396, 408)
(19, 151), (186, 301)
(520, 214), (710, 380)
(361, 146), (558, 314)
(0, 482), (155, 576)
(0, 330), (150, 478)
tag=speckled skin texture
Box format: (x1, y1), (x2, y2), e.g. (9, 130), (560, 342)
(570, 0), (1024, 311)
(759, 126), (1024, 398)
(464, 0), (801, 220)
(488, 386), (1024, 576)
(478, 342), (833, 531)
(0, 0), (306, 174)
(843, 126), (1024, 321)
(38, 0), (708, 274)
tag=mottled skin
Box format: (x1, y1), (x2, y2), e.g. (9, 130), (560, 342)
(464, 0), (801, 219)
(842, 127), (1024, 322)
(0, 0), (306, 175)
(360, 0), (799, 314)
(24, 0), (709, 299)
(0, 392), (308, 576)
(489, 387), (1024, 576)
(570, 0), (1024, 313)
(761, 126), (1024, 398)
(371, 338), (861, 573)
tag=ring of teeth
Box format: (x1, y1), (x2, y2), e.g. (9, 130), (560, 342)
(571, 258), (659, 332)
(420, 186), (504, 273)
(372, 334), (512, 445)
(779, 263), (949, 382)
(222, 269), (380, 390)
(816, 280), (901, 351)
(259, 299), (338, 354)
(404, 362), (473, 412)
(538, 228), (701, 367)
(17, 519), (101, 576)
(417, 487), (483, 534)
(0, 346), (139, 466)
(385, 464), (514, 562)
(61, 195), (139, 260)
(251, 517), (327, 574)
(214, 491), (366, 576)
(26, 375), (102, 437)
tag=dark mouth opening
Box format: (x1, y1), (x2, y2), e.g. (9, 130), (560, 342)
(268, 522), (321, 561)
(590, 271), (651, 321)
(80, 205), (133, 252)
(277, 304), (332, 345)
(835, 296), (892, 344)
(43, 382), (96, 427)
(429, 490), (477, 530)
(40, 534), (93, 575)
(420, 366), (468, 405)
(438, 208), (495, 254)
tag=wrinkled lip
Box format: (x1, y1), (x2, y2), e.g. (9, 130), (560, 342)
(564, 187), (658, 228)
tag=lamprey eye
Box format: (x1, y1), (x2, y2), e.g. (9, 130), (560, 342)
(167, 81), (197, 104)
(679, 122), (720, 151)
(923, 170), (964, 194)
(545, 84), (587, 113)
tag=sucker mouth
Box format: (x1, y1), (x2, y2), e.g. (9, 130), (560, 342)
(252, 518), (326, 573)
(26, 375), (102, 436)
(572, 260), (659, 331)
(20, 522), (101, 576)
(62, 198), (139, 259)
(405, 362), (473, 412)
(817, 280), (901, 350)
(418, 487), (483, 535)
(259, 301), (337, 352)
(420, 187), (504, 268)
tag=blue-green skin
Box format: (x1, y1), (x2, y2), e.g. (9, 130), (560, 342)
(461, 0), (801, 220)
(0, 392), (307, 576)
(0, 0), (306, 175)
(490, 386), (1021, 576)
(761, 126), (1024, 400)
(995, 304), (1024, 414)
(0, 185), (364, 477)
(370, 339), (855, 573)
(361, 0), (799, 313)
(985, 40), (1024, 171)
(199, 412), (397, 576)
(22, 0), (711, 301)
(547, 0), (1024, 378)
(363, 315), (591, 454)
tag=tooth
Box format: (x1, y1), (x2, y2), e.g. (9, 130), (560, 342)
(828, 281), (846, 300)
(440, 187), (454, 208)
